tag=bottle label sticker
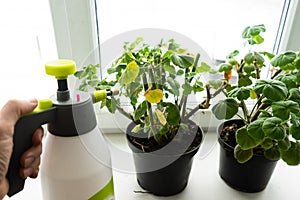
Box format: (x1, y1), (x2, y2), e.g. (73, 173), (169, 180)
(89, 177), (115, 200)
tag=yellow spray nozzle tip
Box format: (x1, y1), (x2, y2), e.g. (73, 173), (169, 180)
(93, 90), (107, 103)
(45, 59), (76, 80)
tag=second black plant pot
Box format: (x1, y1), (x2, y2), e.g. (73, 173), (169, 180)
(126, 120), (203, 196)
(218, 119), (278, 193)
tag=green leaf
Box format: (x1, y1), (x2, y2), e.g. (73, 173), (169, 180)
(288, 88), (300, 107)
(227, 50), (239, 59)
(275, 74), (297, 90)
(228, 87), (250, 101)
(234, 145), (253, 164)
(236, 127), (261, 150)
(264, 146), (280, 160)
(261, 51), (275, 60)
(271, 51), (296, 67)
(238, 75), (252, 87)
(291, 113), (300, 126)
(290, 124), (300, 140)
(281, 142), (300, 165)
(272, 100), (300, 120)
(162, 50), (173, 59)
(177, 69), (184, 76)
(208, 80), (223, 90)
(182, 83), (193, 96)
(196, 62), (211, 73)
(228, 59), (238, 65)
(161, 102), (180, 125)
(218, 63), (232, 73)
(258, 110), (272, 119)
(242, 24), (266, 38)
(212, 98), (239, 120)
(296, 58), (300, 70)
(120, 61), (140, 85)
(106, 98), (118, 113)
(244, 52), (264, 66)
(247, 119), (265, 140)
(262, 117), (286, 140)
(242, 24), (266, 45)
(170, 54), (194, 68)
(164, 63), (176, 75)
(254, 79), (288, 101)
(296, 72), (300, 84)
(260, 138), (273, 149)
(243, 64), (255, 73)
(167, 77), (180, 96)
(134, 101), (147, 121)
(192, 80), (204, 93)
(278, 135), (291, 151)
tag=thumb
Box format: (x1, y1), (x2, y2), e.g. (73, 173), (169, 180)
(0, 99), (38, 126)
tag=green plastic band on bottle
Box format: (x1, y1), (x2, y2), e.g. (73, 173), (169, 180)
(88, 177), (115, 200)
(93, 90), (107, 103)
(45, 59), (76, 80)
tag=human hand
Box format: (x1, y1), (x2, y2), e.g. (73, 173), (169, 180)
(0, 99), (43, 199)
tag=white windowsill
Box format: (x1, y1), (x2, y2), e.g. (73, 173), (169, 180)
(5, 129), (300, 200)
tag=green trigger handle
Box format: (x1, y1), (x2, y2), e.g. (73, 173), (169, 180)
(7, 101), (56, 196)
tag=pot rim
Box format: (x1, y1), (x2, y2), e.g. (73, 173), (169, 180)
(126, 120), (204, 157)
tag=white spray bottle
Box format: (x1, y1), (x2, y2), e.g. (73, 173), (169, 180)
(6, 60), (115, 200)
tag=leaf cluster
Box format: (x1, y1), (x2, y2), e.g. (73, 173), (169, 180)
(76, 38), (222, 146)
(212, 24), (300, 165)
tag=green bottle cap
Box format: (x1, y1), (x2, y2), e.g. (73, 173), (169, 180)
(45, 59), (76, 80)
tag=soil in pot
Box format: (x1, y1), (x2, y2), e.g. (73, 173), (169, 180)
(126, 120), (203, 196)
(218, 119), (278, 193)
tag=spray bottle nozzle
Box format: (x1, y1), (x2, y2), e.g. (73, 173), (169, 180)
(45, 59), (76, 102)
(92, 89), (119, 103)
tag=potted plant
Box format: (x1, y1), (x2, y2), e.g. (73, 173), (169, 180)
(212, 24), (300, 192)
(75, 37), (225, 196)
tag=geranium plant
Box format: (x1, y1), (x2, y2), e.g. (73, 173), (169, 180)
(212, 24), (300, 165)
(75, 38), (225, 148)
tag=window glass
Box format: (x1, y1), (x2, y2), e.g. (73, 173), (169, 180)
(96, 0), (285, 61)
(0, 0), (57, 106)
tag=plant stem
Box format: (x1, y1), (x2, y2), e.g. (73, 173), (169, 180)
(142, 73), (161, 144)
(249, 95), (264, 119)
(148, 66), (157, 89)
(250, 102), (269, 122)
(115, 105), (137, 122)
(180, 53), (200, 116)
(183, 81), (228, 120)
(211, 81), (228, 98)
(240, 100), (249, 122)
(254, 59), (260, 79)
(271, 69), (282, 79)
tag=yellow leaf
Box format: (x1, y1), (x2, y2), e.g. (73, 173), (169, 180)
(120, 61), (140, 85)
(250, 89), (257, 99)
(155, 109), (167, 125)
(132, 124), (141, 133)
(144, 89), (163, 103)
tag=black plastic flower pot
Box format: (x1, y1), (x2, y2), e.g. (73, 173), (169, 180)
(218, 119), (278, 193)
(126, 120), (203, 196)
